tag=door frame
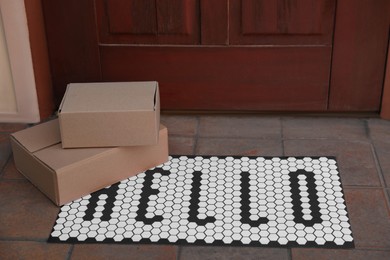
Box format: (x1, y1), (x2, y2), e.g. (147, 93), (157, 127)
(0, 0), (40, 122)
(0, 0), (53, 123)
(380, 41), (390, 119)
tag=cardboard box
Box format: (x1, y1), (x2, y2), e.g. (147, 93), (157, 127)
(10, 119), (168, 206)
(58, 81), (160, 148)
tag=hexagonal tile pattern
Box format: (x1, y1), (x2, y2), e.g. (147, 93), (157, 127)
(50, 156), (353, 248)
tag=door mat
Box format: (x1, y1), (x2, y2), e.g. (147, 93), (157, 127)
(49, 156), (354, 248)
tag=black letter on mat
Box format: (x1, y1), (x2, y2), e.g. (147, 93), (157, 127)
(188, 171), (216, 225)
(83, 183), (120, 221)
(136, 168), (171, 224)
(240, 171), (269, 226)
(289, 169), (322, 226)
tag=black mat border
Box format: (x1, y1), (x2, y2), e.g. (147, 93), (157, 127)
(48, 155), (355, 249)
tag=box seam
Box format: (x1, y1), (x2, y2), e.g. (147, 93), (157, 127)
(58, 84), (71, 113)
(10, 136), (60, 205)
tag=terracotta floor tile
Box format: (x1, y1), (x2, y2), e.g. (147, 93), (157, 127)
(179, 246), (289, 260)
(71, 244), (176, 260)
(282, 117), (368, 140)
(1, 116), (389, 258)
(198, 116), (282, 139)
(2, 156), (26, 180)
(0, 241), (70, 260)
(196, 138), (283, 156)
(0, 181), (59, 239)
(368, 118), (390, 143)
(161, 115), (198, 136)
(284, 140), (380, 186)
(169, 136), (195, 155)
(0, 138), (11, 173)
(0, 123), (27, 133)
(372, 141), (390, 186)
(344, 189), (390, 249)
(291, 248), (390, 260)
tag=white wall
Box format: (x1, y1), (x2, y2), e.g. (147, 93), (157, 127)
(0, 0), (40, 123)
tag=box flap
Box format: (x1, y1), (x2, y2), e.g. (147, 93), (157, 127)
(11, 119), (61, 153)
(34, 144), (109, 171)
(36, 125), (167, 171)
(35, 125), (167, 172)
(59, 82), (157, 113)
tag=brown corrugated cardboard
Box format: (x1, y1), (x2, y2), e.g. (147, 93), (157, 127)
(10, 119), (168, 206)
(58, 81), (160, 148)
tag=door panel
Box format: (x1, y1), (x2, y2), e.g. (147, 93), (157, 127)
(329, 0), (390, 111)
(97, 0), (200, 44)
(42, 0), (388, 112)
(200, 0), (228, 45)
(230, 0), (335, 45)
(106, 0), (157, 34)
(42, 0), (101, 105)
(101, 46), (331, 111)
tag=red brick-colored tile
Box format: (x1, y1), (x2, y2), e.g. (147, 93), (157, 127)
(0, 241), (70, 260)
(0, 123), (27, 133)
(284, 140), (380, 186)
(198, 116), (282, 139)
(0, 138), (11, 173)
(2, 156), (26, 180)
(372, 141), (390, 186)
(196, 138), (283, 156)
(179, 246), (288, 260)
(71, 244), (176, 260)
(387, 189), (390, 210)
(0, 181), (59, 239)
(344, 189), (390, 249)
(292, 248), (390, 260)
(161, 115), (198, 136)
(368, 118), (390, 143)
(282, 117), (368, 140)
(169, 136), (195, 155)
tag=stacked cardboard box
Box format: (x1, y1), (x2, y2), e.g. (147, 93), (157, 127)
(10, 82), (169, 206)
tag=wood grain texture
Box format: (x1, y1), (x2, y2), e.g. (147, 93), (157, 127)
(42, 0), (101, 106)
(329, 0), (390, 111)
(100, 46), (331, 111)
(107, 0), (157, 34)
(157, 0), (190, 34)
(230, 0), (335, 45)
(97, 0), (200, 44)
(200, 0), (228, 45)
(24, 0), (54, 119)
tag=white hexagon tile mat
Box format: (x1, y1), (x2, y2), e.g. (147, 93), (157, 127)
(48, 156), (354, 248)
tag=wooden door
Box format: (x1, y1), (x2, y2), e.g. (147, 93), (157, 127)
(42, 0), (390, 112)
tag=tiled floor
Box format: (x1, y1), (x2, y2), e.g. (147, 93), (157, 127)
(1, 115), (390, 260)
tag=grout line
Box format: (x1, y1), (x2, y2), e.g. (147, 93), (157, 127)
(281, 137), (371, 143)
(0, 179), (28, 183)
(0, 237), (47, 242)
(367, 138), (390, 212)
(176, 245), (182, 260)
(363, 119), (371, 139)
(383, 188), (390, 216)
(343, 185), (384, 189)
(66, 244), (74, 260)
(196, 135), (371, 142)
(192, 116), (200, 155)
(280, 117), (286, 157)
(0, 154), (11, 181)
(353, 247), (390, 251)
(287, 248), (293, 260)
(369, 142), (388, 188)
